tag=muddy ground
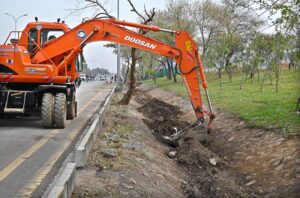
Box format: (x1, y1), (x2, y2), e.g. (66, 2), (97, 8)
(73, 84), (300, 198)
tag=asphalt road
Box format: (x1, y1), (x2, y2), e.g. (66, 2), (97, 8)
(0, 81), (113, 197)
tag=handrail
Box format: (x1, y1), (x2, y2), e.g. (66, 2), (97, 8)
(3, 31), (56, 66)
(4, 31), (22, 44)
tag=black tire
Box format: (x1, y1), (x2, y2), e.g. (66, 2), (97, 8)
(41, 93), (54, 128)
(67, 95), (76, 120)
(54, 93), (67, 128)
(75, 101), (77, 117)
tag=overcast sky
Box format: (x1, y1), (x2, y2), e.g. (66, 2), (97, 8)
(0, 0), (166, 73)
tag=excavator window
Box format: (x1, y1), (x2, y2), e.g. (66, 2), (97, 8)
(41, 29), (64, 43)
(28, 28), (37, 53)
(75, 53), (85, 72)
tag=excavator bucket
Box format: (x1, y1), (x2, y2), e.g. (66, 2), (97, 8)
(162, 122), (208, 146)
(162, 32), (215, 145)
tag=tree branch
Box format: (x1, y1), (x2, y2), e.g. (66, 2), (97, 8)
(86, 0), (113, 18)
(127, 0), (146, 21)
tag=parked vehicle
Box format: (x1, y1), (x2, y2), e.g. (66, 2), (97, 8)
(80, 74), (87, 81)
(100, 76), (106, 81)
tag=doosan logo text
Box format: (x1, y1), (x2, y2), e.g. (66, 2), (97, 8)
(124, 36), (156, 49)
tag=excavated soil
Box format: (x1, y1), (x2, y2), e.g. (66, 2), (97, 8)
(139, 84), (300, 197)
(73, 84), (300, 198)
(137, 97), (189, 146)
(135, 93), (251, 197)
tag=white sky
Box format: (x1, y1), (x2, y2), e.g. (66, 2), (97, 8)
(0, 0), (166, 73)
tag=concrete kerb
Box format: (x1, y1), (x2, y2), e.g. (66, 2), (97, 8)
(48, 163), (76, 198)
(47, 84), (116, 198)
(75, 116), (99, 168)
(75, 84), (116, 168)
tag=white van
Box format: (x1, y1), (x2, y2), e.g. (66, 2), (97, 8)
(80, 74), (87, 81)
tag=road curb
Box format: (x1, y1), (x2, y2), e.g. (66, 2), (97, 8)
(75, 84), (116, 168)
(46, 85), (116, 198)
(48, 163), (76, 198)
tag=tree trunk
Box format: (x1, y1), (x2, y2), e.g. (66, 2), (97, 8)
(119, 48), (137, 105)
(275, 77), (279, 92)
(171, 63), (177, 83)
(275, 66), (280, 92)
(224, 52), (234, 82)
(268, 68), (272, 85)
(218, 68), (222, 78)
(166, 58), (172, 80)
(240, 63), (245, 90)
(249, 65), (256, 84)
(257, 66), (260, 83)
(217, 68), (222, 88)
(123, 65), (129, 84)
(152, 74), (156, 84)
(258, 68), (267, 93)
(163, 65), (167, 78)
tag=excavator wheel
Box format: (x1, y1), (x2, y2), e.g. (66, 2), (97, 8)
(41, 93), (54, 128)
(54, 93), (67, 128)
(75, 101), (78, 117)
(67, 95), (76, 120)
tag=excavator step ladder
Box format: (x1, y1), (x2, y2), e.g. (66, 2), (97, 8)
(4, 91), (27, 113)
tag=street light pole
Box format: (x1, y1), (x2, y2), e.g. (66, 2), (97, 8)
(5, 13), (28, 38)
(117, 0), (121, 83)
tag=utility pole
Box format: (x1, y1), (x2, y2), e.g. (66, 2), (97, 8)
(117, 0), (121, 83)
(5, 13), (28, 39)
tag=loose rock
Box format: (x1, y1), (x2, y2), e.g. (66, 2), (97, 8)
(209, 158), (217, 166)
(102, 148), (118, 158)
(167, 150), (177, 158)
(246, 180), (256, 186)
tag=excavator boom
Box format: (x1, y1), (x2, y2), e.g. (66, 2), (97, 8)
(0, 18), (214, 127)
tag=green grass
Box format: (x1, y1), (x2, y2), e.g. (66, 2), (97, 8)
(146, 70), (300, 136)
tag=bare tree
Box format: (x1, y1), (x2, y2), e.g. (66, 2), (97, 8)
(70, 0), (114, 19)
(118, 0), (156, 105)
(190, 0), (222, 56)
(70, 0), (156, 105)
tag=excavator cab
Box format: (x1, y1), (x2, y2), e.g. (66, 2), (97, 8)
(18, 21), (68, 53)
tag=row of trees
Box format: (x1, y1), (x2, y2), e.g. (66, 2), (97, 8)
(73, 0), (299, 102)
(118, 0), (299, 91)
(146, 0), (298, 91)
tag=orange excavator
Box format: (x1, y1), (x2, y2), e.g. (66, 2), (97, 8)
(0, 17), (214, 130)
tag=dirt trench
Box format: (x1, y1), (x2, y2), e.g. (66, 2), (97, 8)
(138, 84), (300, 198)
(135, 92), (252, 198)
(73, 85), (300, 198)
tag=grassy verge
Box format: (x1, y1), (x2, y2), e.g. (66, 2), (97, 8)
(145, 70), (300, 136)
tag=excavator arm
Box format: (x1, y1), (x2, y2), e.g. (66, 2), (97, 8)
(31, 18), (214, 124)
